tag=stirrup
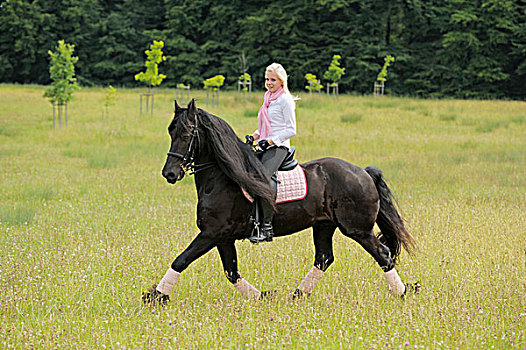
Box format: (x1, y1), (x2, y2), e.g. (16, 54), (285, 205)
(248, 221), (265, 244)
(249, 222), (273, 244)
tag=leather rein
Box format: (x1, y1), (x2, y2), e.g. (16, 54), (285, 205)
(166, 115), (215, 176)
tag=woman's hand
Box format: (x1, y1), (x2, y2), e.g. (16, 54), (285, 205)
(252, 133), (260, 140)
(258, 139), (274, 151)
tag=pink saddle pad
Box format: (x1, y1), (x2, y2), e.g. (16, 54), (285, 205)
(275, 165), (307, 203)
(241, 165), (307, 204)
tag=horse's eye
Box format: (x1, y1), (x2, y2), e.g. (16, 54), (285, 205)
(182, 135), (191, 141)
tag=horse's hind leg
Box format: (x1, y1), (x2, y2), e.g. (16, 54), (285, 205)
(339, 225), (406, 296)
(293, 221), (336, 297)
(217, 241), (262, 299)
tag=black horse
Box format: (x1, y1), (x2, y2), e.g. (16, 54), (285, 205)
(143, 99), (414, 303)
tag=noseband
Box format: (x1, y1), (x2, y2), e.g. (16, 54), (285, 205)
(166, 117), (214, 176)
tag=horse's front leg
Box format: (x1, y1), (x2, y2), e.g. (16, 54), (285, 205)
(217, 241), (263, 300)
(143, 232), (216, 304)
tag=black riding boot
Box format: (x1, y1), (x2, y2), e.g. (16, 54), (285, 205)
(248, 199), (274, 244)
(248, 148), (283, 244)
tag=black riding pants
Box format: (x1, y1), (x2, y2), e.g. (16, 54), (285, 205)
(260, 146), (288, 181)
(259, 146), (288, 221)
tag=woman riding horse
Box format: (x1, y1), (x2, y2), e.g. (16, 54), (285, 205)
(144, 99), (414, 304)
(248, 62), (297, 244)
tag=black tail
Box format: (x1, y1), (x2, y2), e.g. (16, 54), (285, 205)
(365, 166), (415, 264)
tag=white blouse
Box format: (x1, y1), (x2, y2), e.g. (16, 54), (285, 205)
(255, 93), (296, 149)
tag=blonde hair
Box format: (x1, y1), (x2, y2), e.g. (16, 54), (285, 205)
(266, 63), (290, 95)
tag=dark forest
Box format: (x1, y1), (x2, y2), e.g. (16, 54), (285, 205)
(1, 0), (525, 98)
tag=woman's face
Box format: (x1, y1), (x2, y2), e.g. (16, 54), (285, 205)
(265, 71), (283, 93)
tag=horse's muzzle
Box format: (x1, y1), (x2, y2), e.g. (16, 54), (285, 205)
(162, 168), (184, 184)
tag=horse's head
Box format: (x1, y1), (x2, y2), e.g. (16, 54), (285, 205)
(162, 99), (199, 183)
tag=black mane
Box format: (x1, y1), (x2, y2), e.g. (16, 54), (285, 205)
(196, 109), (275, 204)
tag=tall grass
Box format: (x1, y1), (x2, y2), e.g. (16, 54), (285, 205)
(0, 86), (524, 348)
(0, 204), (37, 225)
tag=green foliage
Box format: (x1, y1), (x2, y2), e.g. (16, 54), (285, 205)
(105, 86), (117, 106)
(203, 75), (225, 91)
(305, 73), (323, 91)
(103, 85), (116, 108)
(323, 55), (345, 84)
(0, 1), (525, 98)
(43, 40), (79, 105)
(238, 73), (251, 92)
(433, 0), (521, 98)
(377, 55), (395, 82)
(134, 40), (167, 89)
(238, 73), (251, 82)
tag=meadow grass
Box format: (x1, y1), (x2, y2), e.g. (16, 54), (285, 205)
(0, 85), (525, 349)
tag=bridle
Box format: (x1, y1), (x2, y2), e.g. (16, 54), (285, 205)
(166, 114), (215, 176)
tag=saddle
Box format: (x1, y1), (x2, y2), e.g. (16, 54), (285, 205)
(242, 146), (307, 204)
(278, 146), (298, 171)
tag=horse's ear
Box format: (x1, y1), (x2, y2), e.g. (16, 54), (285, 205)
(187, 99), (197, 118)
(174, 100), (182, 111)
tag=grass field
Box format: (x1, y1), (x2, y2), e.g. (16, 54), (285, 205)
(0, 85), (525, 349)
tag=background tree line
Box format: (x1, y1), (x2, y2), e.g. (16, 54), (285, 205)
(1, 0), (524, 99)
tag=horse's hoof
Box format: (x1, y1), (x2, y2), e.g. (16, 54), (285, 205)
(259, 290), (277, 300)
(290, 288), (305, 300)
(142, 284), (170, 306)
(404, 282), (421, 296)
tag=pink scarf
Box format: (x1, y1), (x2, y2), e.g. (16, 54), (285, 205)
(257, 87), (284, 139)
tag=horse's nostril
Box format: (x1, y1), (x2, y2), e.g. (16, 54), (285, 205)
(164, 171), (175, 180)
